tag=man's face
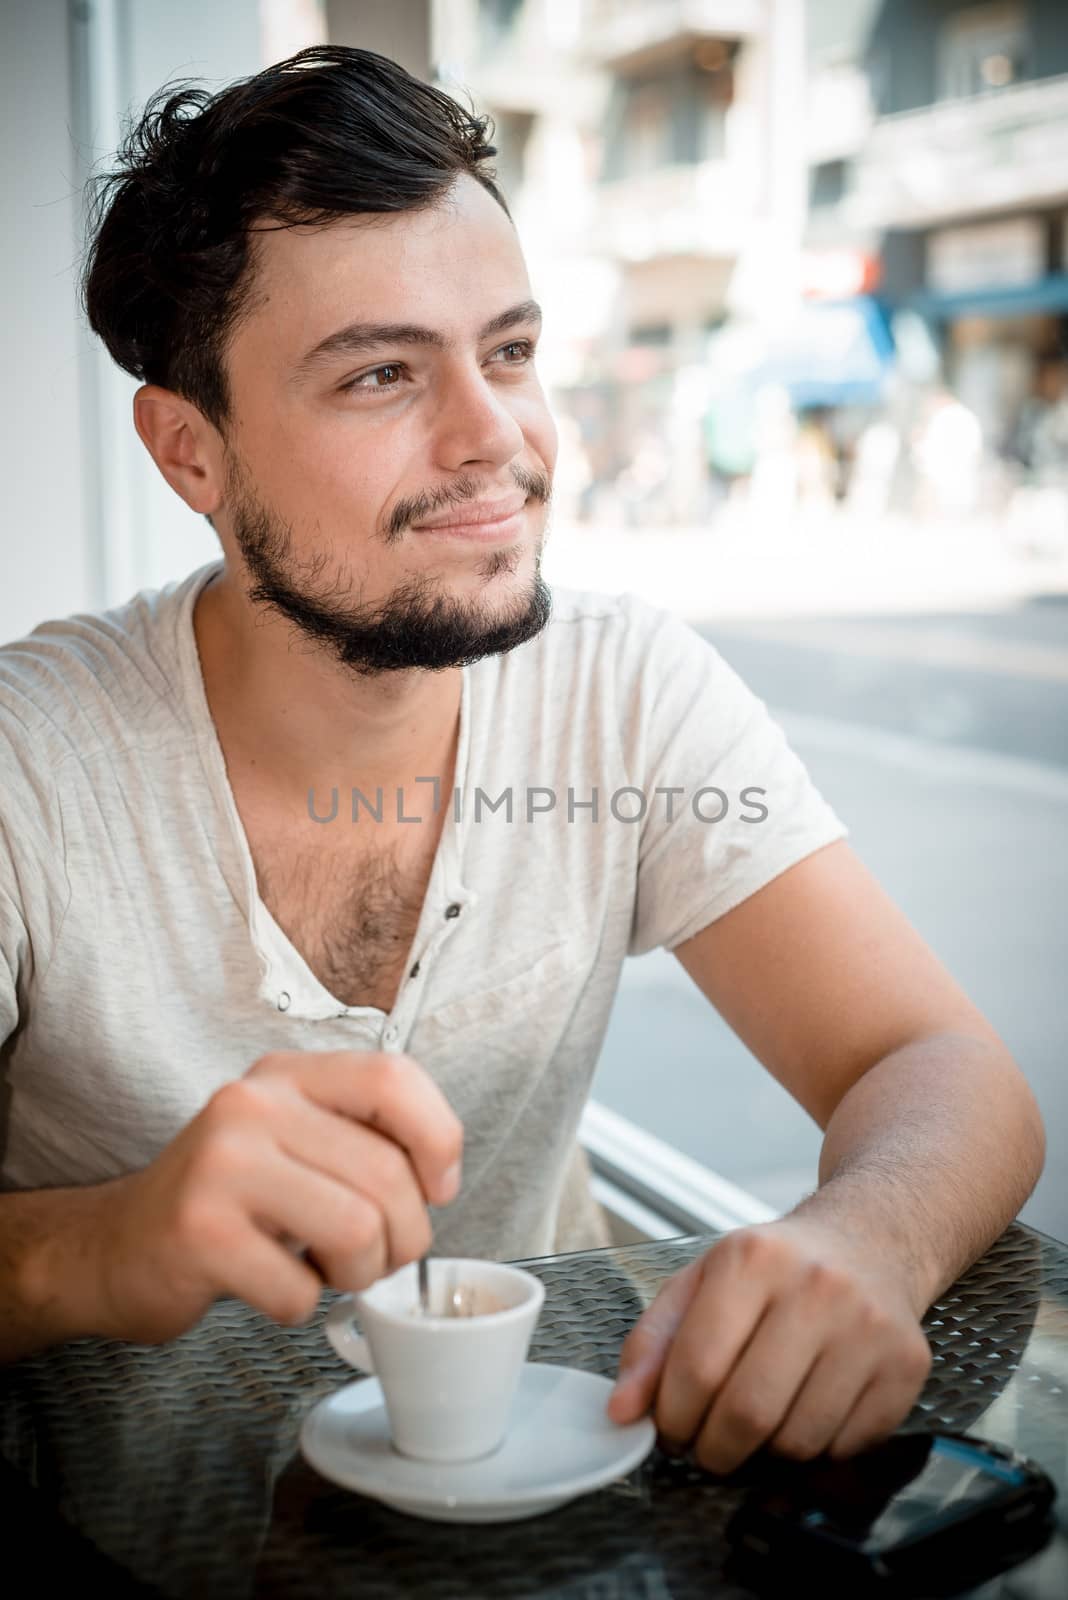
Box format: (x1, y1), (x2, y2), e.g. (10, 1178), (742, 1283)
(216, 175), (557, 674)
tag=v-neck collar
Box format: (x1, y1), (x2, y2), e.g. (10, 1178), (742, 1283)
(175, 560), (474, 1024)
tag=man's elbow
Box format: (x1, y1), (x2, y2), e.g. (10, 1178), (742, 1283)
(978, 1032), (1046, 1201)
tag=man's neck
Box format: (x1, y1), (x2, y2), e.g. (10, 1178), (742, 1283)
(192, 566), (462, 807)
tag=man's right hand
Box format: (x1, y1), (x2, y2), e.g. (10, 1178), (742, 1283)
(74, 1050), (463, 1345)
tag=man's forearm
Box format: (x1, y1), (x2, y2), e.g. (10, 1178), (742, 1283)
(0, 1184), (113, 1362)
(791, 1031), (1046, 1318)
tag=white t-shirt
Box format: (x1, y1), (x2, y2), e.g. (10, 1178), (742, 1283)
(0, 560), (847, 1259)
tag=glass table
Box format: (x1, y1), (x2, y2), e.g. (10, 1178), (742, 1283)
(1, 1224), (1067, 1597)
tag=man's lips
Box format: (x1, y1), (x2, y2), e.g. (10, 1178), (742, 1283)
(411, 495), (528, 538)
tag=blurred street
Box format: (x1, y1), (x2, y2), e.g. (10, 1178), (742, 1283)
(545, 514), (1068, 1243)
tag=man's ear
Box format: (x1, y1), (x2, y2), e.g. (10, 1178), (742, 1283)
(132, 385), (225, 517)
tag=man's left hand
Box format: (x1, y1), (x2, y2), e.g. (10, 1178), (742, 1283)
(606, 1218), (933, 1475)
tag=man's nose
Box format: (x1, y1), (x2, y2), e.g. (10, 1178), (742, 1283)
(431, 365), (526, 472)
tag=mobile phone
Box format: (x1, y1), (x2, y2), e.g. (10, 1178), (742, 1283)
(723, 1430), (1057, 1596)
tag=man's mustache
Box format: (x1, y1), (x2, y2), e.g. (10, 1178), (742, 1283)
(386, 464), (552, 540)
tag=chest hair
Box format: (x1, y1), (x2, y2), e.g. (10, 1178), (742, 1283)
(257, 833), (430, 1011)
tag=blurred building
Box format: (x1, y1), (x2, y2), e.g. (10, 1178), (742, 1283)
(804, 0), (1068, 518)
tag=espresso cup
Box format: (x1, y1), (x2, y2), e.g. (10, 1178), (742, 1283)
(323, 1257), (545, 1463)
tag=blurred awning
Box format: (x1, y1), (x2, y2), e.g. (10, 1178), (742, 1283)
(909, 272), (1068, 322)
(751, 296), (895, 408)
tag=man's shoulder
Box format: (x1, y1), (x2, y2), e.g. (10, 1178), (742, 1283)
(544, 584), (663, 629)
(510, 584), (704, 683)
(522, 585), (683, 666)
(0, 562), (213, 771)
(543, 585), (625, 627)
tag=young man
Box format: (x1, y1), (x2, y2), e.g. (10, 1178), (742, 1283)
(0, 47), (1043, 1475)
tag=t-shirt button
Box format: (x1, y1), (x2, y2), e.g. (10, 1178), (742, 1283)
(383, 1024), (399, 1046)
(277, 991), (291, 1012)
(445, 903), (461, 920)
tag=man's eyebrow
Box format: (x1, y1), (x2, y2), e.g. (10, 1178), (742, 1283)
(291, 299), (543, 380)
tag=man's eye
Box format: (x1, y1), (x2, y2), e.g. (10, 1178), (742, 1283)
(493, 340), (535, 363)
(340, 364), (404, 394)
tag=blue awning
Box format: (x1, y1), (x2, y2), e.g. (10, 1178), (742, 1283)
(910, 273), (1068, 322)
(749, 296), (895, 409)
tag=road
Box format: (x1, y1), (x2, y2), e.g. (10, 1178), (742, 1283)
(575, 556), (1068, 1243)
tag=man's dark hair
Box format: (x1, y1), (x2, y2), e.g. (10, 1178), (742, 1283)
(81, 46), (506, 434)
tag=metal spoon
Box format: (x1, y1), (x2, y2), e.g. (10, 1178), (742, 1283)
(417, 1256), (475, 1317)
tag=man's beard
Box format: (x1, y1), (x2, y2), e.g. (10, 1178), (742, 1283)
(226, 462), (554, 676)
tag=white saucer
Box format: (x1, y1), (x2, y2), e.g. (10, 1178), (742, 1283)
(300, 1361), (657, 1523)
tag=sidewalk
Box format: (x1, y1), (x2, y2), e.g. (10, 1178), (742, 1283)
(540, 507), (1068, 623)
